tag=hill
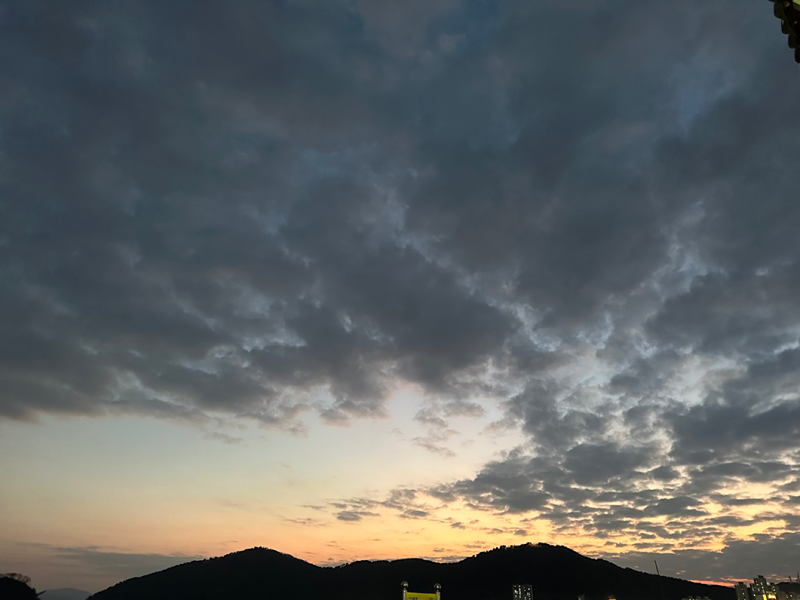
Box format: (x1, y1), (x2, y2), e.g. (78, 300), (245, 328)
(40, 589), (93, 600)
(88, 543), (734, 600)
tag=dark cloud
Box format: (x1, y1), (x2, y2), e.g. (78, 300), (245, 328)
(0, 0), (514, 427)
(643, 497), (705, 518)
(563, 443), (655, 486)
(401, 509), (430, 519)
(611, 532), (800, 582)
(27, 545), (201, 582)
(335, 511), (378, 522)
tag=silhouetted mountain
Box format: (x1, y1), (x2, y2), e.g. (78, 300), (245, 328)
(89, 543), (735, 600)
(40, 589), (92, 600)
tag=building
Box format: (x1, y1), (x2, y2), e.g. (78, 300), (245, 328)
(737, 576), (799, 600)
(777, 581), (800, 600)
(513, 584), (533, 600)
(737, 582), (752, 600)
(751, 576), (779, 600)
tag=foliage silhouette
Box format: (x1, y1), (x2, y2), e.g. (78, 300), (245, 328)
(0, 574), (39, 600)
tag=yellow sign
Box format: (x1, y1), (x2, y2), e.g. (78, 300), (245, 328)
(407, 593), (437, 600)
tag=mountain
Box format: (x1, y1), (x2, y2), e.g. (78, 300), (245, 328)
(40, 589), (93, 600)
(88, 543), (735, 600)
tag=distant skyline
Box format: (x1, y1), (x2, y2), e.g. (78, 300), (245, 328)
(1, 0), (799, 593)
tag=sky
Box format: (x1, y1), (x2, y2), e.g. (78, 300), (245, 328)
(1, 0), (800, 594)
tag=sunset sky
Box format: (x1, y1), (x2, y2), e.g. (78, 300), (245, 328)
(2, 0), (800, 594)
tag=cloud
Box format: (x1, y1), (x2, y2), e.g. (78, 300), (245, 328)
(29, 545), (201, 582)
(335, 508), (383, 522)
(328, 488), (439, 524)
(402, 510), (430, 519)
(412, 437), (457, 458)
(610, 532), (800, 582)
(643, 497), (705, 518)
(3, 0), (800, 582)
(0, 0), (516, 429)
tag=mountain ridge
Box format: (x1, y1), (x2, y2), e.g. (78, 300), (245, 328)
(40, 589), (92, 600)
(89, 543), (735, 600)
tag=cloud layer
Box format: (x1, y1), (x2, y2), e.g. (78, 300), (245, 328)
(2, 0), (799, 580)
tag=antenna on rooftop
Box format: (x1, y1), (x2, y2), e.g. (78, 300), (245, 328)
(655, 561), (666, 600)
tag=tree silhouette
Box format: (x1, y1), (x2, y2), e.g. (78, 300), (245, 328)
(0, 574), (39, 599)
(770, 0), (800, 63)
